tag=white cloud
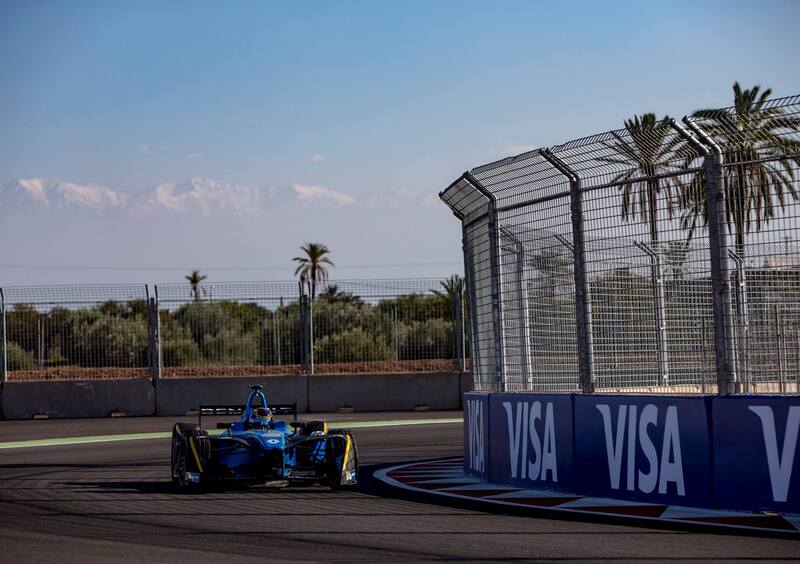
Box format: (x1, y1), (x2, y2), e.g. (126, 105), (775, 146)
(292, 184), (356, 207)
(137, 143), (151, 155)
(310, 154), (326, 163)
(367, 189), (440, 209)
(502, 144), (538, 156)
(186, 152), (203, 160)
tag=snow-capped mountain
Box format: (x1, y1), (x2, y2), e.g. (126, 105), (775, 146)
(144, 178), (267, 217)
(0, 178), (128, 213)
(0, 177), (409, 218)
(0, 177), (279, 218)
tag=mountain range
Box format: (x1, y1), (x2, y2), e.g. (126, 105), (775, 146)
(0, 178), (437, 218)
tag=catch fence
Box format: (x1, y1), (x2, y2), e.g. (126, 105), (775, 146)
(441, 94), (800, 394)
(0, 279), (468, 381)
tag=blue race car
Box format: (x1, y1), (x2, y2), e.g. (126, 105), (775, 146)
(170, 385), (358, 490)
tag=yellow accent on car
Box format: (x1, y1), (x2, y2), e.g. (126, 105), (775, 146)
(323, 422), (328, 434)
(189, 436), (204, 473)
(341, 435), (352, 473)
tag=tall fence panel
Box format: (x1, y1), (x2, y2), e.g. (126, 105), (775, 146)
(155, 281), (303, 377)
(442, 95), (800, 395)
(547, 125), (712, 392)
(308, 279), (459, 374)
(442, 176), (497, 390)
(1, 285), (151, 380)
(471, 152), (580, 392)
(0, 279), (468, 381)
(687, 96), (800, 393)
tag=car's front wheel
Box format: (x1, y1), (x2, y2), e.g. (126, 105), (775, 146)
(171, 423), (204, 491)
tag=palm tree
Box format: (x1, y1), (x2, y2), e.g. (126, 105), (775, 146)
(293, 243), (334, 299)
(432, 275), (464, 300)
(598, 113), (685, 243)
(185, 270), (207, 301)
(689, 82), (800, 256)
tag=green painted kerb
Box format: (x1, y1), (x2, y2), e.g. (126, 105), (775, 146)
(0, 417), (462, 450)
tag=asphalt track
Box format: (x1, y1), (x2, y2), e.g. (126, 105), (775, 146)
(0, 413), (797, 562)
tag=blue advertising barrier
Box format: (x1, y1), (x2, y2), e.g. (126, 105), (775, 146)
(714, 396), (800, 513)
(463, 392), (490, 480)
(573, 395), (713, 507)
(489, 393), (574, 491)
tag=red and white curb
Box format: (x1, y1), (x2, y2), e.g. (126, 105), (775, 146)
(374, 457), (800, 536)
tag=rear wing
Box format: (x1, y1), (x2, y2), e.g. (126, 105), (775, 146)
(198, 403), (298, 428)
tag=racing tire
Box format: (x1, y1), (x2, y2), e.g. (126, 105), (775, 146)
(171, 423), (207, 491)
(327, 429), (358, 490)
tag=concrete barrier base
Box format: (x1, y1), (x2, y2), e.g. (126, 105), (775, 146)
(155, 375), (310, 416)
(1, 372), (472, 419)
(2, 379), (155, 419)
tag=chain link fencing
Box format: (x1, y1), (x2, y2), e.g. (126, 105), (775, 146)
(441, 94), (800, 395)
(0, 279), (468, 381)
(0, 285), (151, 380)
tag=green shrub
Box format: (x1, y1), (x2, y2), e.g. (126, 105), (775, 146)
(70, 311), (148, 367)
(162, 325), (203, 367)
(396, 318), (452, 360)
(202, 328), (259, 365)
(7, 342), (36, 371)
(314, 327), (391, 363)
(312, 301), (386, 341)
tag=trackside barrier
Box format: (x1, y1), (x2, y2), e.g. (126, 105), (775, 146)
(464, 392), (490, 480)
(574, 395), (713, 507)
(1, 372), (472, 419)
(490, 393), (574, 491)
(465, 391), (800, 514)
(714, 396), (800, 512)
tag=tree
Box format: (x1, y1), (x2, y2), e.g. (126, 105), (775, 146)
(185, 270), (207, 301)
(689, 82), (800, 256)
(293, 243), (334, 299)
(318, 284), (362, 304)
(598, 113), (685, 244)
(432, 275), (464, 300)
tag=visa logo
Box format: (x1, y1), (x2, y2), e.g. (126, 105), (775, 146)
(749, 405), (800, 503)
(596, 404), (685, 496)
(502, 401), (558, 483)
(466, 399), (485, 473)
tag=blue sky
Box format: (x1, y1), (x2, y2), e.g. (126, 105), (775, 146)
(1, 0), (799, 285)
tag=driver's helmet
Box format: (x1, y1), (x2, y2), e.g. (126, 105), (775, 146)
(249, 406), (272, 427)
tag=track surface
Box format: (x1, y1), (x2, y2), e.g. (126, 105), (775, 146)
(0, 414), (797, 562)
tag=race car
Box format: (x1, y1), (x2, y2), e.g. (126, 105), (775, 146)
(170, 384), (357, 490)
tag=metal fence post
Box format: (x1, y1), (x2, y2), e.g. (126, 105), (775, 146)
(500, 226), (532, 387)
(465, 171), (506, 392)
(634, 241), (669, 385)
(462, 223), (483, 387)
(452, 288), (465, 373)
(300, 292), (312, 374)
(728, 249), (750, 391)
(682, 118), (738, 395)
(542, 149), (595, 393)
(147, 295), (162, 382)
(0, 288), (6, 385)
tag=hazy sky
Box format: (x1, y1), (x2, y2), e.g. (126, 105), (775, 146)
(1, 0), (799, 286)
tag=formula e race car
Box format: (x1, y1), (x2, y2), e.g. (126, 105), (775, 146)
(170, 385), (357, 490)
